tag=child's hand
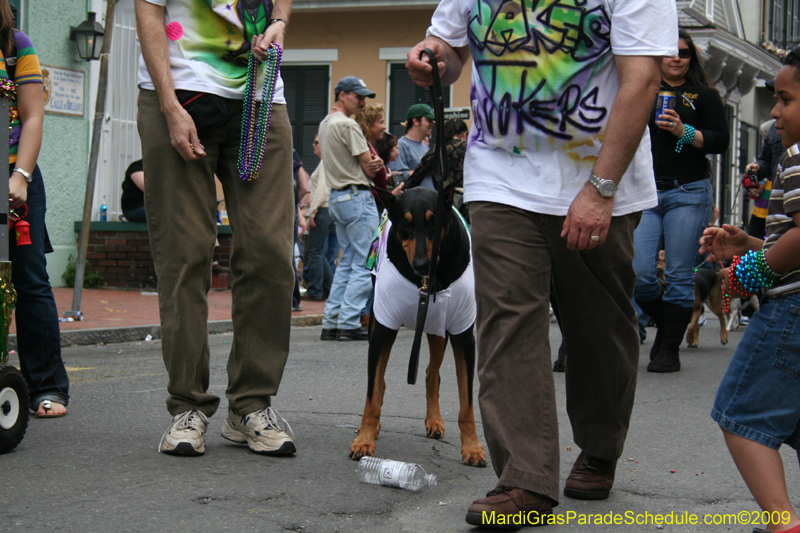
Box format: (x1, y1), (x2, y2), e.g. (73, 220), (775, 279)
(699, 224), (749, 262)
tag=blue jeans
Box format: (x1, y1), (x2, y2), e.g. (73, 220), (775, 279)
(10, 165), (69, 409)
(123, 205), (147, 222)
(322, 189), (378, 330)
(326, 223), (339, 275)
(711, 293), (800, 450)
(306, 207), (334, 298)
(633, 179), (712, 308)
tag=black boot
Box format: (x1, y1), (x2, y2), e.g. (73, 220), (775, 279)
(636, 295), (664, 361)
(647, 303), (693, 373)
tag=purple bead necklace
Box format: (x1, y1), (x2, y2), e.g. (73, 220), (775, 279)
(238, 43), (282, 181)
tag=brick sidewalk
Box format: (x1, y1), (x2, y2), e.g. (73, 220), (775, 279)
(8, 288), (325, 334)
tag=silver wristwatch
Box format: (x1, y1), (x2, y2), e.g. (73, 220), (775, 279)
(12, 167), (32, 183)
(588, 172), (617, 198)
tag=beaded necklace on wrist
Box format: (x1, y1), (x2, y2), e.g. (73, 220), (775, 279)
(238, 43), (282, 182)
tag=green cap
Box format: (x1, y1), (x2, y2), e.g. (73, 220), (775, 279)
(406, 103), (435, 121)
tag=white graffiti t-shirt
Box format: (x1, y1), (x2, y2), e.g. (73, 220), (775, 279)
(138, 0), (285, 103)
(429, 0), (678, 216)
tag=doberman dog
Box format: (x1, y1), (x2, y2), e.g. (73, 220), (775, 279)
(349, 187), (487, 467)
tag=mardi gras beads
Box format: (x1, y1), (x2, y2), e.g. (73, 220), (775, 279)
(238, 43), (282, 181)
(676, 124), (695, 153)
(0, 77), (16, 143)
(734, 249), (779, 293)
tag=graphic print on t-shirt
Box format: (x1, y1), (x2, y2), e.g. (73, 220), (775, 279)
(467, 0), (611, 157)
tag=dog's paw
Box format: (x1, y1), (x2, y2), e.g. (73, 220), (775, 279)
(687, 341), (698, 348)
(461, 445), (487, 468)
(349, 437), (376, 461)
(425, 418), (445, 439)
(720, 333), (728, 345)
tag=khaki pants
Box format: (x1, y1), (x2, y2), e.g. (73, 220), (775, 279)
(138, 90), (294, 418)
(470, 201), (641, 503)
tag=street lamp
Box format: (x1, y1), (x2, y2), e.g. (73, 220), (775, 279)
(70, 12), (105, 61)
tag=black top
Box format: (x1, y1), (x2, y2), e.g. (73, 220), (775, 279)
(121, 159), (144, 212)
(648, 82), (729, 181)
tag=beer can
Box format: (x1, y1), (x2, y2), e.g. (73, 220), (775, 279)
(656, 91), (676, 118)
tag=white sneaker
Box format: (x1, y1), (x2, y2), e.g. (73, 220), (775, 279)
(221, 407), (296, 455)
(158, 410), (208, 456)
(698, 313), (706, 327)
(740, 316), (751, 326)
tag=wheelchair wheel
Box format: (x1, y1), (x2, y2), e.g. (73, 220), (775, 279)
(0, 364), (28, 453)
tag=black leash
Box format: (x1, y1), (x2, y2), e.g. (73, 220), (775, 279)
(408, 49), (453, 385)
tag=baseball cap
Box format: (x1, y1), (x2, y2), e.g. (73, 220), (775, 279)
(334, 76), (376, 98)
(406, 103), (435, 121)
(765, 79), (775, 92)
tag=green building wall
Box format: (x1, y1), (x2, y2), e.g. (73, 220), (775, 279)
(25, 2), (92, 286)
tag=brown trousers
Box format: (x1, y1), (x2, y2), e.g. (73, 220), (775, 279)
(138, 90), (294, 418)
(470, 201), (641, 504)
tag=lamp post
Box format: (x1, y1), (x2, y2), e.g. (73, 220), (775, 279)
(70, 12), (105, 61)
(65, 2), (115, 320)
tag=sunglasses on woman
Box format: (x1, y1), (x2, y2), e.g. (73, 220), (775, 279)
(677, 48), (691, 59)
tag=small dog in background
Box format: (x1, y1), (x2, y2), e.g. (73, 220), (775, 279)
(685, 268), (728, 347)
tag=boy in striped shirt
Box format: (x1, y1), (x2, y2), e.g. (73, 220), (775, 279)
(700, 49), (800, 533)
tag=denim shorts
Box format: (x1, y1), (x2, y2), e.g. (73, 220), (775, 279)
(711, 293), (800, 450)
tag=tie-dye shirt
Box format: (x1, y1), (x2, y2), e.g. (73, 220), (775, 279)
(429, 0), (677, 216)
(0, 31), (43, 165)
(138, 0), (285, 104)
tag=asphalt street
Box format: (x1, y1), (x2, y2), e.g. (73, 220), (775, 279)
(2, 322), (798, 533)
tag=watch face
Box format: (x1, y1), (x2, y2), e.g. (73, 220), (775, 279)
(600, 181), (615, 197)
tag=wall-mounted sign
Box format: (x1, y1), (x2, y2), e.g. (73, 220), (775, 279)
(41, 65), (85, 117)
(444, 107), (471, 121)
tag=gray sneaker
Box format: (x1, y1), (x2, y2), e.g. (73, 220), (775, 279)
(158, 410), (209, 456)
(221, 407), (296, 455)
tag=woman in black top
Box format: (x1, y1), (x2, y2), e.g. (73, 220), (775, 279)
(121, 159), (146, 222)
(633, 30), (729, 374)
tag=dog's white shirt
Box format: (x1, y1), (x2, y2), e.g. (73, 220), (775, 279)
(373, 217), (476, 337)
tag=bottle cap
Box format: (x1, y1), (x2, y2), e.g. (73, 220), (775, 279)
(425, 474), (437, 486)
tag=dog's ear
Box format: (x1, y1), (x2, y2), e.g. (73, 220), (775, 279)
(374, 187), (396, 216)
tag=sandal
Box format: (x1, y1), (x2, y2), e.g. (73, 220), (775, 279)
(36, 400), (67, 418)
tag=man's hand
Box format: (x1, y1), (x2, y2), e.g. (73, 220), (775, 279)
(298, 210), (307, 233)
(406, 36), (469, 87)
(308, 215), (316, 228)
(164, 104), (205, 161)
(745, 162), (760, 175)
(699, 224), (750, 262)
(367, 155), (383, 174)
(9, 173), (28, 207)
(252, 20), (286, 61)
(561, 183), (613, 250)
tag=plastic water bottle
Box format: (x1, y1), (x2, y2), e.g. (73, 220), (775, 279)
(100, 203), (108, 222)
(358, 457), (437, 491)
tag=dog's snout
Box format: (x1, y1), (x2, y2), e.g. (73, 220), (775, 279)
(412, 257), (431, 276)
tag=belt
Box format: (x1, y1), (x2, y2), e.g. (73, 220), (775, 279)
(655, 177), (707, 191)
(334, 184), (371, 192)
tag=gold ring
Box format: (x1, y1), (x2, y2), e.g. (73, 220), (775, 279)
(189, 143), (194, 152)
(590, 235), (600, 242)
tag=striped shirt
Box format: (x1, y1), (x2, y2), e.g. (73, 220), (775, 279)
(765, 143), (800, 297)
(0, 31), (43, 164)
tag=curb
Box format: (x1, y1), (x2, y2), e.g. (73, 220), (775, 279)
(8, 314), (324, 349)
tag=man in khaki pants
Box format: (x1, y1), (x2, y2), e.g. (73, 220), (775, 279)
(135, 0), (296, 457)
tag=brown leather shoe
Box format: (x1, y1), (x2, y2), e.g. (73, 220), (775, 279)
(465, 486), (553, 529)
(563, 451), (616, 500)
